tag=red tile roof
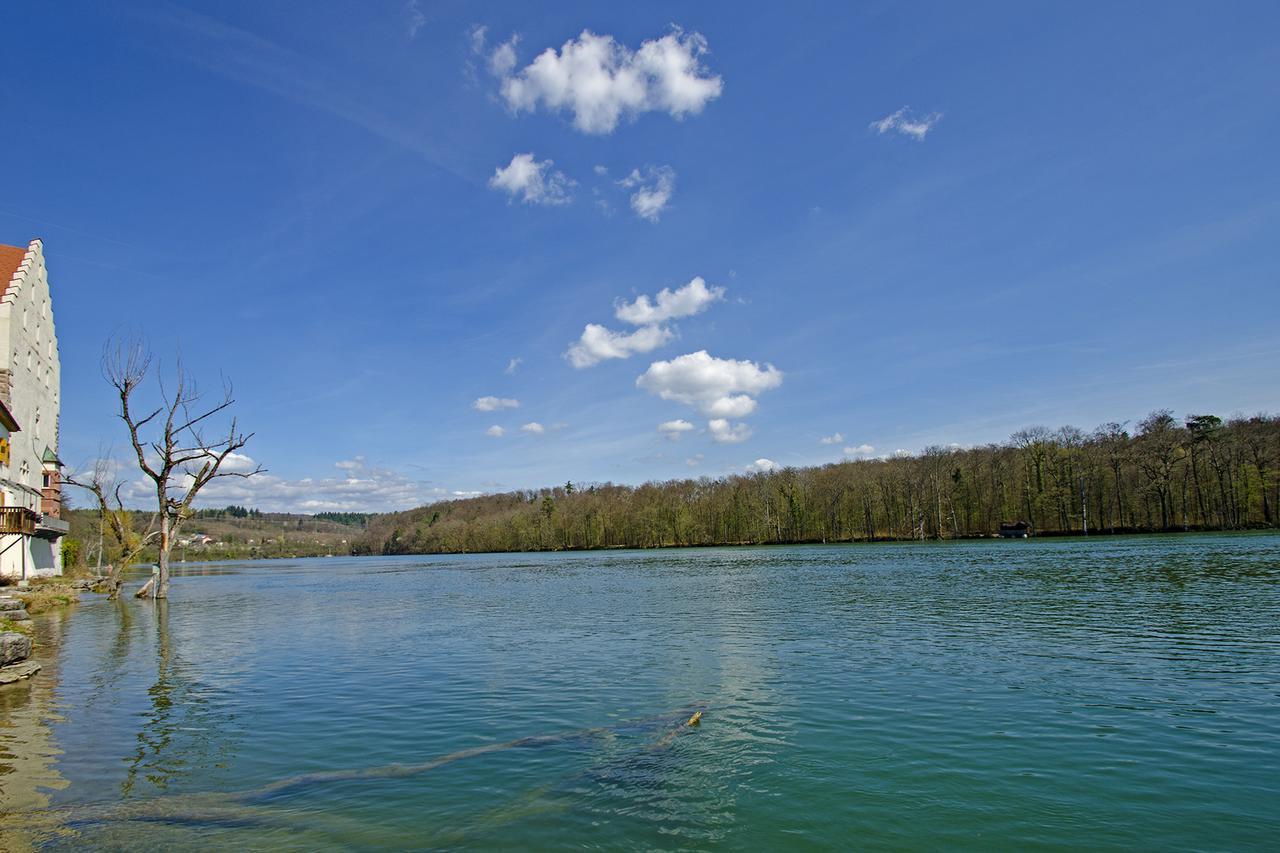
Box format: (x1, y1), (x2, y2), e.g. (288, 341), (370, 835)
(0, 242), (30, 300)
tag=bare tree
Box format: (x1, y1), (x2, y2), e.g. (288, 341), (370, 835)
(65, 456), (156, 599)
(100, 338), (263, 598)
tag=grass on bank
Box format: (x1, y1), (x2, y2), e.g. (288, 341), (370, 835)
(0, 577), (81, 615)
(0, 617), (31, 635)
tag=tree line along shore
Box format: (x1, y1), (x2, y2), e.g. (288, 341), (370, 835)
(351, 411), (1279, 555)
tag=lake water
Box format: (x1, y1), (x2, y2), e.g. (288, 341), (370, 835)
(2, 534), (1279, 850)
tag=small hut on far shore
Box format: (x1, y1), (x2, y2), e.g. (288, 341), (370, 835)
(998, 521), (1032, 538)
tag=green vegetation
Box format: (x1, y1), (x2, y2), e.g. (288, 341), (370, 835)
(65, 509), (363, 563)
(0, 617), (31, 635)
(313, 512), (373, 528)
(354, 411), (1280, 555)
(192, 505), (262, 520)
(16, 582), (79, 615)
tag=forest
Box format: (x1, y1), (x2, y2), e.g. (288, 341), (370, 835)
(352, 411), (1280, 555)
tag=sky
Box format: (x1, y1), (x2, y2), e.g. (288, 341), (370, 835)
(2, 1), (1278, 512)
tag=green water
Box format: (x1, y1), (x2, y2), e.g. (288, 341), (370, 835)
(2, 534), (1279, 849)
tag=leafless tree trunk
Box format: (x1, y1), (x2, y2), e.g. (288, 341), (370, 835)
(97, 337), (264, 599)
(65, 457), (157, 598)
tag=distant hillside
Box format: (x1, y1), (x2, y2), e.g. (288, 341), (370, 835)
(64, 507), (373, 564)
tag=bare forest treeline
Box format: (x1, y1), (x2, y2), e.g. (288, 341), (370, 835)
(353, 412), (1280, 555)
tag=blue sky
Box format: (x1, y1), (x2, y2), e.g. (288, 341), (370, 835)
(3, 1), (1278, 511)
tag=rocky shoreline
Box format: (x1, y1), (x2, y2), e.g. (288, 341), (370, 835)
(0, 578), (108, 685)
(0, 594), (38, 684)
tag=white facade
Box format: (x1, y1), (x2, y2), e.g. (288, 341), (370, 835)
(0, 239), (64, 579)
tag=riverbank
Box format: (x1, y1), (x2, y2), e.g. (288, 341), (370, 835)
(355, 523), (1280, 558)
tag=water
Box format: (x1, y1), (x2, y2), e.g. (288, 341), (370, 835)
(2, 534), (1279, 849)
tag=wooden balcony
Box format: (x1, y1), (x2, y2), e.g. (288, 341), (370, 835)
(0, 507), (38, 536)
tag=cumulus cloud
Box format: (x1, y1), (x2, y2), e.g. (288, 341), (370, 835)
(520, 422), (545, 434)
(489, 152), (573, 205)
(708, 419), (752, 443)
(657, 419), (695, 439)
(636, 350), (782, 417)
(486, 425), (506, 437)
(473, 396), (519, 411)
(745, 458), (778, 473)
(566, 323), (673, 368)
(894, 448), (912, 458)
(215, 451), (260, 473)
(843, 443), (876, 457)
(871, 106), (942, 141)
(488, 35), (518, 77)
(686, 454), (703, 467)
(615, 276), (723, 326)
(619, 166), (676, 221)
(568, 277), (726, 368)
(117, 456), (445, 514)
(820, 432), (844, 445)
(490, 27), (723, 134)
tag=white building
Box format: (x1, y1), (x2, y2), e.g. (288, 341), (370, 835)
(0, 239), (66, 580)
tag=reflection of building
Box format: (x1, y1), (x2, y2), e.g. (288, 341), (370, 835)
(0, 239), (66, 579)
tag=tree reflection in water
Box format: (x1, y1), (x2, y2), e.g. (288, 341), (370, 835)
(120, 599), (237, 800)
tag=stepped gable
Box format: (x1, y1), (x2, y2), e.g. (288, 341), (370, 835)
(0, 242), (31, 297)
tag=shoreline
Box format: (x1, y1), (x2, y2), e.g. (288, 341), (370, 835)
(147, 525), (1277, 566)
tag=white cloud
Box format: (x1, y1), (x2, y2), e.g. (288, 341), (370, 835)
(686, 454), (704, 467)
(473, 396), (519, 412)
(505, 357), (522, 375)
(744, 457), (778, 473)
(843, 443), (876, 457)
(520, 422), (545, 434)
(469, 24), (488, 55)
(615, 276), (723, 326)
(212, 451), (259, 473)
(489, 152), (573, 205)
(871, 106), (942, 141)
(894, 448), (912, 458)
(619, 166), (676, 222)
(820, 432), (844, 445)
(115, 456), (445, 514)
(657, 419), (695, 439)
(405, 1), (426, 38)
(489, 35), (519, 77)
(593, 164), (609, 176)
(486, 425), (506, 437)
(491, 27), (723, 134)
(636, 350), (782, 418)
(708, 419), (752, 443)
(566, 323), (673, 368)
